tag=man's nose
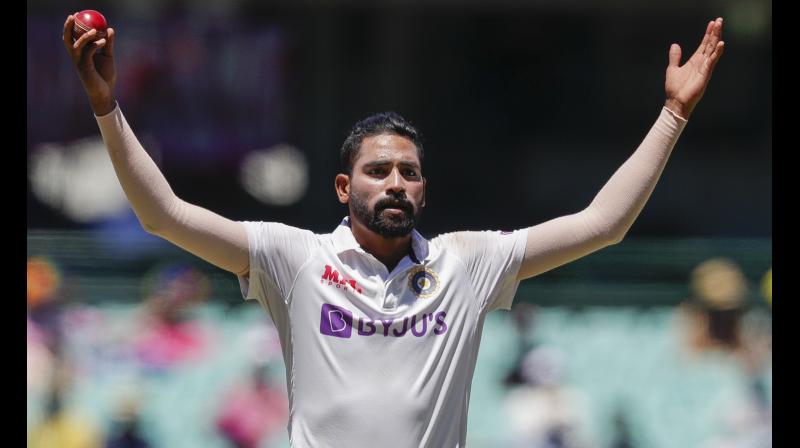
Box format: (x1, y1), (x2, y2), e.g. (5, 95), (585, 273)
(385, 168), (405, 193)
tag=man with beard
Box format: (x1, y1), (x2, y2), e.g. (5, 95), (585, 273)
(64, 13), (724, 448)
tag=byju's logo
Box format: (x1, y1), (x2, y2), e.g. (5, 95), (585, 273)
(320, 265), (363, 294)
(319, 303), (448, 339)
(320, 304), (353, 338)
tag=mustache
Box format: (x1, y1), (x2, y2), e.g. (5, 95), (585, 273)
(374, 196), (414, 214)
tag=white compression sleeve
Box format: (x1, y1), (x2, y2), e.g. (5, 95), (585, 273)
(95, 103), (177, 232)
(95, 104), (250, 275)
(517, 107), (688, 280)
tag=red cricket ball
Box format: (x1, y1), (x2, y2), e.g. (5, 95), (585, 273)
(72, 10), (108, 42)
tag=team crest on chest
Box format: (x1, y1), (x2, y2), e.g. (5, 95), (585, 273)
(408, 267), (440, 298)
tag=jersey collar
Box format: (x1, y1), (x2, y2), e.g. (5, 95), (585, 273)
(332, 216), (431, 263)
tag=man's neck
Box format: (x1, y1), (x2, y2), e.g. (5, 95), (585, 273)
(349, 217), (412, 272)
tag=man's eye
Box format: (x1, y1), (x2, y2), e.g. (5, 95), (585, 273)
(368, 169), (385, 175)
(405, 170), (418, 177)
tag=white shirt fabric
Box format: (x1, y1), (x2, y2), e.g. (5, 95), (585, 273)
(238, 217), (527, 447)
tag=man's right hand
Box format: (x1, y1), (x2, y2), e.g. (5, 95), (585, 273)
(62, 13), (117, 116)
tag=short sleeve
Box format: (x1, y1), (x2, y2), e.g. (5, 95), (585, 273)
(237, 222), (320, 311)
(434, 229), (528, 313)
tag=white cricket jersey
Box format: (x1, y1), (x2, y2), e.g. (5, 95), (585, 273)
(237, 217), (527, 447)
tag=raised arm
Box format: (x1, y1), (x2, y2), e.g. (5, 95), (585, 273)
(517, 18), (725, 281)
(62, 13), (250, 277)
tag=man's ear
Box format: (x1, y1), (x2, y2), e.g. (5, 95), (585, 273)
(421, 177), (427, 208)
(335, 173), (351, 204)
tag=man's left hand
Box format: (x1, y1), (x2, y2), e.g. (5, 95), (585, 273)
(664, 18), (725, 119)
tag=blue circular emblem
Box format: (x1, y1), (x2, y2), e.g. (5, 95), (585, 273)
(408, 267), (440, 298)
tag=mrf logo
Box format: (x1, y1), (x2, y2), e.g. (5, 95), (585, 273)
(320, 265), (363, 294)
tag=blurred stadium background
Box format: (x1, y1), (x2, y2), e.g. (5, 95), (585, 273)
(28, 0), (770, 447)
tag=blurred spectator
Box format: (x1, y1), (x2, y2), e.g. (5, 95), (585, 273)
(674, 258), (772, 448)
(679, 258), (749, 353)
(504, 346), (594, 448)
(104, 389), (152, 448)
(700, 307), (772, 448)
(760, 268), (771, 308)
(27, 317), (54, 394)
(59, 304), (139, 378)
(677, 258), (772, 369)
(28, 255), (76, 418)
(215, 363), (288, 448)
(27, 257), (69, 343)
(504, 303), (538, 387)
(28, 360), (101, 448)
(609, 407), (634, 448)
(132, 264), (213, 372)
(27, 257), (61, 310)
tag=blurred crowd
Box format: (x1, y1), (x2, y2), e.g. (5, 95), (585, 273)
(27, 254), (771, 448)
(500, 258), (772, 448)
(27, 258), (288, 448)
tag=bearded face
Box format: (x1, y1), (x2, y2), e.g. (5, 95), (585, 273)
(339, 133), (426, 239)
(349, 188), (422, 238)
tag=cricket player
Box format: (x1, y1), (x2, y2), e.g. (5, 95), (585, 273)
(63, 14), (725, 447)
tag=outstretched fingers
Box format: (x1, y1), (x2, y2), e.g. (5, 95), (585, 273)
(703, 41), (725, 74)
(62, 14), (74, 49)
(703, 18), (723, 57)
(694, 20), (715, 57)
